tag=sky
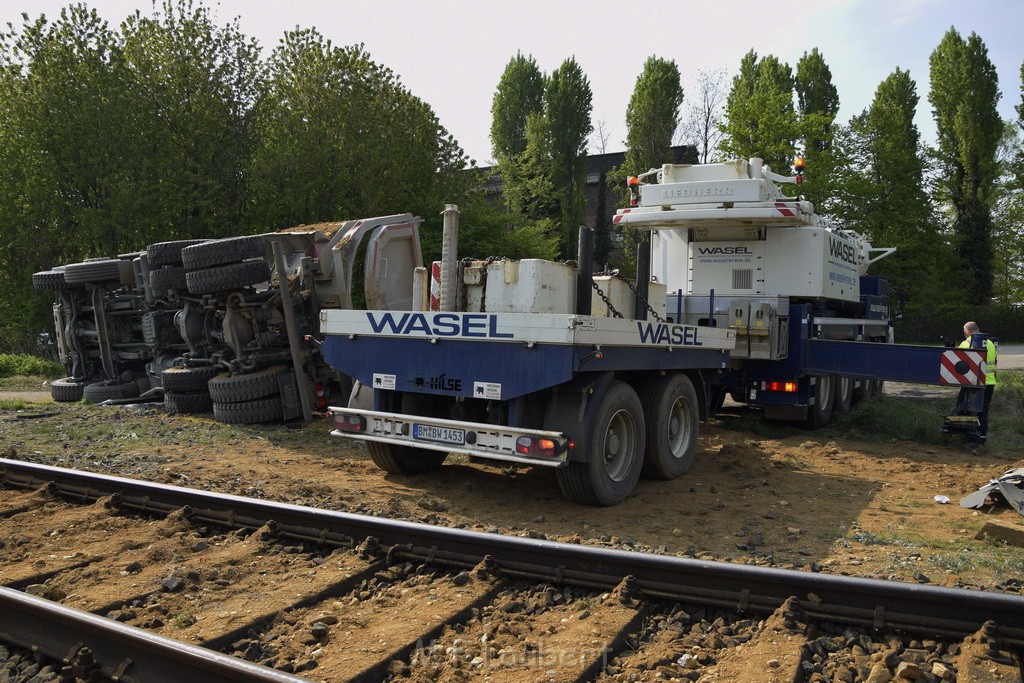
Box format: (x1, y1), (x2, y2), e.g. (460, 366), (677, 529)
(2, 0), (1021, 166)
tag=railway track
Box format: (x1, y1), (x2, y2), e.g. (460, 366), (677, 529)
(1, 457), (1022, 682)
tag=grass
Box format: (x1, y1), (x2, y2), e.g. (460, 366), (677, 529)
(716, 370), (1024, 450)
(0, 354), (63, 379)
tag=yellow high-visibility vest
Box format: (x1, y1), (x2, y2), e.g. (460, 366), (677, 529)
(960, 338), (997, 386)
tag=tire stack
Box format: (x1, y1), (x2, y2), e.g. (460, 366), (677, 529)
(63, 258), (136, 287)
(161, 365), (220, 414)
(209, 365), (288, 424)
(146, 240), (209, 292)
(181, 235), (271, 295)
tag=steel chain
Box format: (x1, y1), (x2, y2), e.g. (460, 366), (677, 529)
(617, 274), (666, 323)
(590, 280), (623, 318)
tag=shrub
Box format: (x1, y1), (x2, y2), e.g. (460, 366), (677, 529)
(0, 354), (64, 378)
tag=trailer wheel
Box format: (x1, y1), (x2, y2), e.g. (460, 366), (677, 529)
(208, 365), (288, 403)
(64, 259), (135, 286)
(84, 380), (141, 404)
(181, 235), (266, 271)
(32, 269), (73, 291)
(213, 395), (283, 424)
(185, 260), (271, 295)
(870, 379), (885, 397)
(148, 266), (189, 291)
(639, 373), (698, 480)
(834, 376), (853, 415)
(50, 377), (87, 402)
(165, 390), (213, 414)
(805, 375), (834, 429)
(161, 365), (221, 393)
(348, 382), (447, 475)
(146, 239), (209, 268)
(556, 380), (644, 506)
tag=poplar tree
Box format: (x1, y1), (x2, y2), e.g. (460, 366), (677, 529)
(545, 57), (593, 255)
(490, 53), (545, 162)
(719, 50), (798, 172)
(795, 49), (840, 211)
(929, 27), (1002, 304)
(623, 56), (684, 175)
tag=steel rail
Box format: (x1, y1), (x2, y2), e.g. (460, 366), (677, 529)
(3, 457), (1023, 648)
(0, 586), (312, 683)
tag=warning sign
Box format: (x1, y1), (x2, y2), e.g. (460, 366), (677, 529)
(473, 381), (502, 400)
(939, 350), (985, 386)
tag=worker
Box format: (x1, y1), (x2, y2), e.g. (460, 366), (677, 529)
(956, 321), (998, 447)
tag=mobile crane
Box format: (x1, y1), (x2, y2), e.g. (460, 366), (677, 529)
(322, 160), (989, 505)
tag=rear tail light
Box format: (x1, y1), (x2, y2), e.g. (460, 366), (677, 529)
(515, 436), (561, 458)
(764, 381), (798, 393)
(334, 414), (366, 433)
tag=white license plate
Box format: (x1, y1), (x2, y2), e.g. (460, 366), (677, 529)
(413, 423), (465, 445)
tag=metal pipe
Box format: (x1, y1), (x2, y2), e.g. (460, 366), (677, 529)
(272, 242), (314, 425)
(412, 266), (428, 311)
(575, 226), (594, 315)
(634, 234), (651, 321)
(439, 204), (460, 312)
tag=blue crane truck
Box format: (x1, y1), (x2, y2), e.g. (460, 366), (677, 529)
(321, 162), (990, 505)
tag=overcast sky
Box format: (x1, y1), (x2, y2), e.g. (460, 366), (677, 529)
(2, 0), (1021, 166)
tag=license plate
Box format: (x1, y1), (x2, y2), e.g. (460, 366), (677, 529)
(413, 423), (465, 445)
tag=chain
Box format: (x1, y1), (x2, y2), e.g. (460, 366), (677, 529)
(590, 280), (623, 318)
(617, 274), (666, 323)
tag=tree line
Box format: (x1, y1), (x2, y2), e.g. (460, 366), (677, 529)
(1, 1), (1021, 352)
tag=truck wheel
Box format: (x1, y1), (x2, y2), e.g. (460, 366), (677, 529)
(213, 395), (283, 424)
(32, 269), (72, 291)
(84, 380), (141, 404)
(50, 377), (86, 402)
(64, 259), (135, 286)
(149, 266), (189, 291)
(181, 235), (266, 271)
(208, 365), (288, 403)
(556, 380), (645, 506)
(639, 373), (698, 480)
(165, 390), (213, 414)
(161, 365), (221, 393)
(146, 239), (209, 267)
(805, 375), (834, 429)
(185, 260), (271, 295)
(348, 382), (447, 475)
(834, 376), (853, 414)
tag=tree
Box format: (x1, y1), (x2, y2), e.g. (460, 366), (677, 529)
(623, 56), (684, 175)
(0, 6), (129, 351)
(929, 27), (1002, 304)
(490, 52), (545, 163)
(795, 49), (840, 211)
(544, 57), (593, 256)
(120, 0), (261, 243)
(681, 68), (727, 164)
(247, 27), (471, 251)
(835, 69), (949, 303)
(991, 121), (1024, 303)
(719, 50), (798, 172)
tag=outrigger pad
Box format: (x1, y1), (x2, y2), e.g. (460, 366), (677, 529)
(942, 414), (980, 435)
(960, 468), (1024, 516)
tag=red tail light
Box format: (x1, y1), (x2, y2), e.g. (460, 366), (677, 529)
(764, 381), (798, 393)
(515, 436), (560, 457)
(334, 414), (366, 432)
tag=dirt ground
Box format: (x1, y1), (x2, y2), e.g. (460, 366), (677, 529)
(3, 355), (1024, 597)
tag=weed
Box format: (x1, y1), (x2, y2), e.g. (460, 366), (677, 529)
(0, 354), (63, 379)
(170, 612), (196, 629)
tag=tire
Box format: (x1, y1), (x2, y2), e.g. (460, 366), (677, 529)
(182, 235), (266, 271)
(32, 269), (70, 291)
(149, 266), (188, 291)
(555, 380), (645, 506)
(639, 373), (699, 480)
(805, 375), (834, 429)
(185, 260), (271, 295)
(84, 380), (141, 404)
(213, 395), (283, 424)
(834, 376), (853, 415)
(161, 365), (221, 393)
(64, 259), (134, 285)
(147, 240), (209, 267)
(208, 365), (288, 403)
(870, 379), (885, 397)
(348, 381), (448, 475)
(51, 377), (86, 402)
(165, 390), (213, 414)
